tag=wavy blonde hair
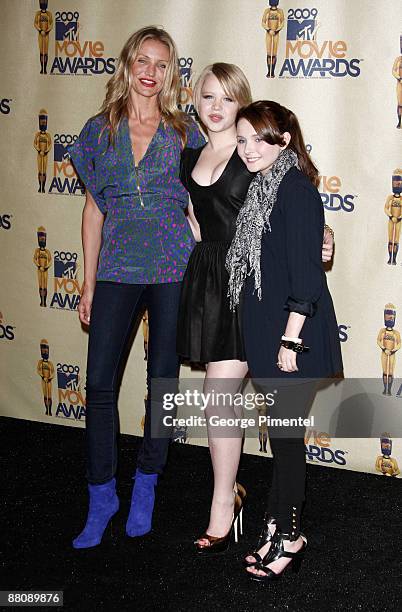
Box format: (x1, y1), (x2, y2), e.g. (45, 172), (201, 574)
(98, 26), (190, 145)
(192, 63), (252, 129)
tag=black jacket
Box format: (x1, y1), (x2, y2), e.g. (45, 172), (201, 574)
(243, 167), (343, 380)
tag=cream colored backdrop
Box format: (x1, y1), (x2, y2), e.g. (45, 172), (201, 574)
(1, 0), (401, 477)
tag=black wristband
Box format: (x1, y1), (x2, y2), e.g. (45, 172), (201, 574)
(280, 339), (309, 353)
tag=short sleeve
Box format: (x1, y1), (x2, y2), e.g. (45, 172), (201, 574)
(283, 177), (324, 317)
(185, 118), (206, 149)
(68, 118), (107, 214)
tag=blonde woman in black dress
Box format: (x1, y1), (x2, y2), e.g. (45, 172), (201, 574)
(177, 66), (334, 554)
(178, 64), (252, 553)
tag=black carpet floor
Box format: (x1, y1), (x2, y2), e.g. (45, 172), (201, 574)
(2, 416), (401, 612)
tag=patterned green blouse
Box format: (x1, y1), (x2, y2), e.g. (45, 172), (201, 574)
(68, 114), (205, 284)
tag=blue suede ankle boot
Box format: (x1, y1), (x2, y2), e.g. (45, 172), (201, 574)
(126, 469), (158, 537)
(73, 478), (119, 549)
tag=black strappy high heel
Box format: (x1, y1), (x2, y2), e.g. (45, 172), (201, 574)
(247, 528), (307, 582)
(243, 512), (276, 567)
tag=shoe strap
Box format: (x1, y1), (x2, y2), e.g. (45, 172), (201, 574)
(263, 548), (301, 563)
(261, 530), (305, 565)
(246, 551), (263, 565)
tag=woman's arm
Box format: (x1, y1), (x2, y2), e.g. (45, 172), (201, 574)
(278, 181), (324, 372)
(78, 191), (104, 325)
(187, 201), (201, 242)
(278, 312), (306, 372)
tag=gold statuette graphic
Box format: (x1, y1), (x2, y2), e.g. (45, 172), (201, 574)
(385, 169), (402, 265)
(34, 0), (53, 74)
(261, 0), (284, 78)
(33, 226), (52, 307)
(37, 339), (54, 416)
(392, 36), (402, 129)
(256, 405), (268, 453)
(34, 110), (52, 193)
(377, 304), (401, 395)
(375, 433), (400, 477)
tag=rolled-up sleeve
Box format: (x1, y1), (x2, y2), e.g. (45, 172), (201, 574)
(283, 179), (324, 317)
(68, 118), (107, 214)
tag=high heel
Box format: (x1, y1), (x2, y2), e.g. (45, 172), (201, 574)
(72, 478), (119, 549)
(234, 482), (246, 503)
(126, 469), (158, 537)
(247, 529), (307, 582)
(244, 512), (276, 567)
(234, 482), (246, 537)
(195, 493), (243, 556)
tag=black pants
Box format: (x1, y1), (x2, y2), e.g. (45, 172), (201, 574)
(85, 280), (181, 484)
(261, 381), (317, 536)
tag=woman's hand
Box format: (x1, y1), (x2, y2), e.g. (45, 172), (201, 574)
(277, 346), (298, 372)
(78, 283), (95, 326)
(322, 226), (334, 262)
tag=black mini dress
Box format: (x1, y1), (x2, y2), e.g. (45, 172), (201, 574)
(177, 145), (253, 363)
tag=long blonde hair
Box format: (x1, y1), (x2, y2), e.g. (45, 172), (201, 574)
(192, 62), (252, 130)
(98, 26), (190, 145)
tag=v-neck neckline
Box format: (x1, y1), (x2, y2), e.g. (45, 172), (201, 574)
(125, 116), (163, 168)
(190, 145), (237, 189)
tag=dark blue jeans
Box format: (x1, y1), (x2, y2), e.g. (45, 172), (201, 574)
(85, 281), (181, 484)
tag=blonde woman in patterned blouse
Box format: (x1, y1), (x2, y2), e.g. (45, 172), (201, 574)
(68, 26), (204, 549)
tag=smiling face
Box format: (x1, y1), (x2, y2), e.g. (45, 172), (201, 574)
(198, 73), (239, 133)
(130, 38), (170, 98)
(236, 118), (289, 174)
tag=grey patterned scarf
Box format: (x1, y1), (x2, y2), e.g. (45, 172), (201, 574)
(226, 148), (299, 310)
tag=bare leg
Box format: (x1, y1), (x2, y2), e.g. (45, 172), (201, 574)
(197, 359), (248, 546)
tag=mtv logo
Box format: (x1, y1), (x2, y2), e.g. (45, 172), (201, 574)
(287, 18), (317, 41)
(179, 57), (193, 87)
(57, 367), (79, 390)
(54, 143), (70, 163)
(180, 67), (192, 87)
(54, 258), (77, 279)
(55, 19), (79, 41)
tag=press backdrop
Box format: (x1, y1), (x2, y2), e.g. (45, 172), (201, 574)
(1, 0), (401, 477)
